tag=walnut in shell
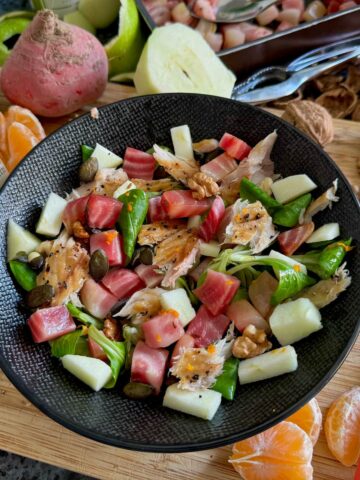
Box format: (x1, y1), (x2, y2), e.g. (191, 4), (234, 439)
(282, 100), (334, 146)
(352, 101), (360, 122)
(314, 74), (344, 93)
(345, 65), (360, 94)
(315, 84), (357, 119)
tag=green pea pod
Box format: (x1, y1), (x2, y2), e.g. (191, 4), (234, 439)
(81, 144), (94, 161)
(117, 188), (149, 259)
(240, 178), (280, 210)
(272, 193), (312, 228)
(212, 357), (239, 400)
(9, 260), (37, 291)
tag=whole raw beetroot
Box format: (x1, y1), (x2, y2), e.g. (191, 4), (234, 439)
(1, 10), (108, 117)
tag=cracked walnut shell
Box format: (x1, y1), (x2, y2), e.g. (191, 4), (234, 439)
(315, 84), (357, 119)
(282, 100), (334, 146)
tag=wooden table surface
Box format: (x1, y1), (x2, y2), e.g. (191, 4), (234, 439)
(0, 83), (360, 480)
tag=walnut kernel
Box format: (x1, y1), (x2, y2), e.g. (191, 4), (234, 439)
(188, 172), (219, 199)
(72, 221), (89, 239)
(232, 324), (272, 359)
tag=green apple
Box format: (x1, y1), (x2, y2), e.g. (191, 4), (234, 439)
(79, 0), (120, 28)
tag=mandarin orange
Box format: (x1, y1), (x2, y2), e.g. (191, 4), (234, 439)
(7, 121), (38, 171)
(287, 398), (322, 446)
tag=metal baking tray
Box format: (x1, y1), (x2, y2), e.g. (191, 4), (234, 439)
(135, 2), (360, 80)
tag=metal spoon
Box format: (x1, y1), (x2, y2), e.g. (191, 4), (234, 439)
(189, 0), (278, 23)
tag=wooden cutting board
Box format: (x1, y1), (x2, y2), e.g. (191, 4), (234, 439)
(0, 83), (359, 480)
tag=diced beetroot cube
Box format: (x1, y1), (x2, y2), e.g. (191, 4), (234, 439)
(226, 300), (270, 334)
(193, 269), (240, 315)
(282, 0), (305, 12)
(123, 147), (155, 180)
(161, 190), (211, 219)
(80, 279), (118, 319)
(170, 333), (195, 366)
(186, 305), (230, 347)
(88, 337), (108, 362)
(277, 223), (314, 256)
(90, 230), (125, 267)
(86, 194), (122, 229)
(219, 133), (251, 161)
(62, 195), (89, 233)
(131, 340), (169, 394)
(200, 152), (237, 182)
(198, 196), (225, 242)
(142, 311), (185, 348)
(148, 196), (169, 222)
(101, 268), (144, 300)
(134, 264), (164, 288)
(27, 305), (76, 343)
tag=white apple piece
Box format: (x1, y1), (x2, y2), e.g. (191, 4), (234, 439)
(61, 355), (112, 392)
(171, 125), (194, 161)
(92, 143), (123, 169)
(269, 298), (322, 346)
(306, 223), (340, 244)
(163, 383), (222, 420)
(199, 241), (221, 258)
(271, 174), (317, 204)
(160, 288), (196, 327)
(7, 219), (41, 261)
(238, 345), (298, 385)
(113, 180), (137, 198)
(36, 192), (67, 237)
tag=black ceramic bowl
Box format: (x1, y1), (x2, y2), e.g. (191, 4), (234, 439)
(0, 94), (359, 453)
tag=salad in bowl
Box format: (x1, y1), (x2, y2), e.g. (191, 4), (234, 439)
(7, 123), (352, 421)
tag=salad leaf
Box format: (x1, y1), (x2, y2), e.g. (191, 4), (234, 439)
(123, 324), (142, 370)
(117, 188), (149, 260)
(66, 302), (103, 329)
(234, 267), (260, 289)
(292, 239), (352, 279)
(50, 327), (89, 358)
(81, 144), (94, 161)
(88, 325), (126, 388)
(272, 193), (312, 228)
(175, 277), (199, 306)
(9, 259), (37, 291)
(240, 178), (280, 210)
(211, 248), (315, 304)
(231, 287), (248, 302)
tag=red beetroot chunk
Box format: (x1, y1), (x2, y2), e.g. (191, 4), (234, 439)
(131, 340), (169, 394)
(142, 311), (185, 348)
(101, 268), (144, 300)
(186, 305), (230, 347)
(27, 305), (76, 343)
(193, 269), (240, 315)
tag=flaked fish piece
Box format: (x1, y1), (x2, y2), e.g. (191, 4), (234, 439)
(170, 344), (225, 391)
(132, 178), (181, 192)
(67, 168), (128, 200)
(154, 229), (200, 288)
(36, 239), (54, 257)
(302, 179), (339, 224)
(153, 144), (199, 185)
(114, 287), (165, 324)
(221, 131), (277, 204)
(37, 231), (90, 306)
(223, 199), (277, 253)
(138, 220), (186, 246)
(296, 263), (351, 309)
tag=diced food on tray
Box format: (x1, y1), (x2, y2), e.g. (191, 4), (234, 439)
(7, 122), (352, 421)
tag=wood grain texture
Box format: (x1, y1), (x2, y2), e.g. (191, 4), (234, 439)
(0, 83), (359, 480)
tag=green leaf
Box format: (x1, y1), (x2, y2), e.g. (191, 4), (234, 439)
(231, 287), (248, 303)
(117, 189), (149, 259)
(88, 325), (126, 388)
(272, 194), (312, 228)
(240, 178), (280, 210)
(292, 239), (352, 280)
(50, 327), (89, 358)
(66, 303), (103, 329)
(9, 260), (37, 291)
(175, 277), (199, 307)
(81, 144), (94, 161)
(123, 324), (141, 370)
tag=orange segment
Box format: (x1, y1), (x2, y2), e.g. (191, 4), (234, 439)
(325, 386), (360, 467)
(7, 121), (38, 172)
(229, 421), (313, 480)
(6, 105), (45, 141)
(287, 398), (322, 446)
(0, 112), (8, 159)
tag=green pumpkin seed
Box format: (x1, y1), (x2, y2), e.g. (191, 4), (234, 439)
(123, 382), (154, 400)
(89, 249), (109, 281)
(27, 284), (55, 308)
(28, 252), (44, 271)
(79, 157), (98, 183)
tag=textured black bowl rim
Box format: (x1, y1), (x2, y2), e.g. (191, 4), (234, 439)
(1, 93), (359, 453)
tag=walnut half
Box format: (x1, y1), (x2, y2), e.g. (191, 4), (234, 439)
(188, 172), (219, 200)
(232, 324), (272, 359)
(282, 100), (334, 147)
